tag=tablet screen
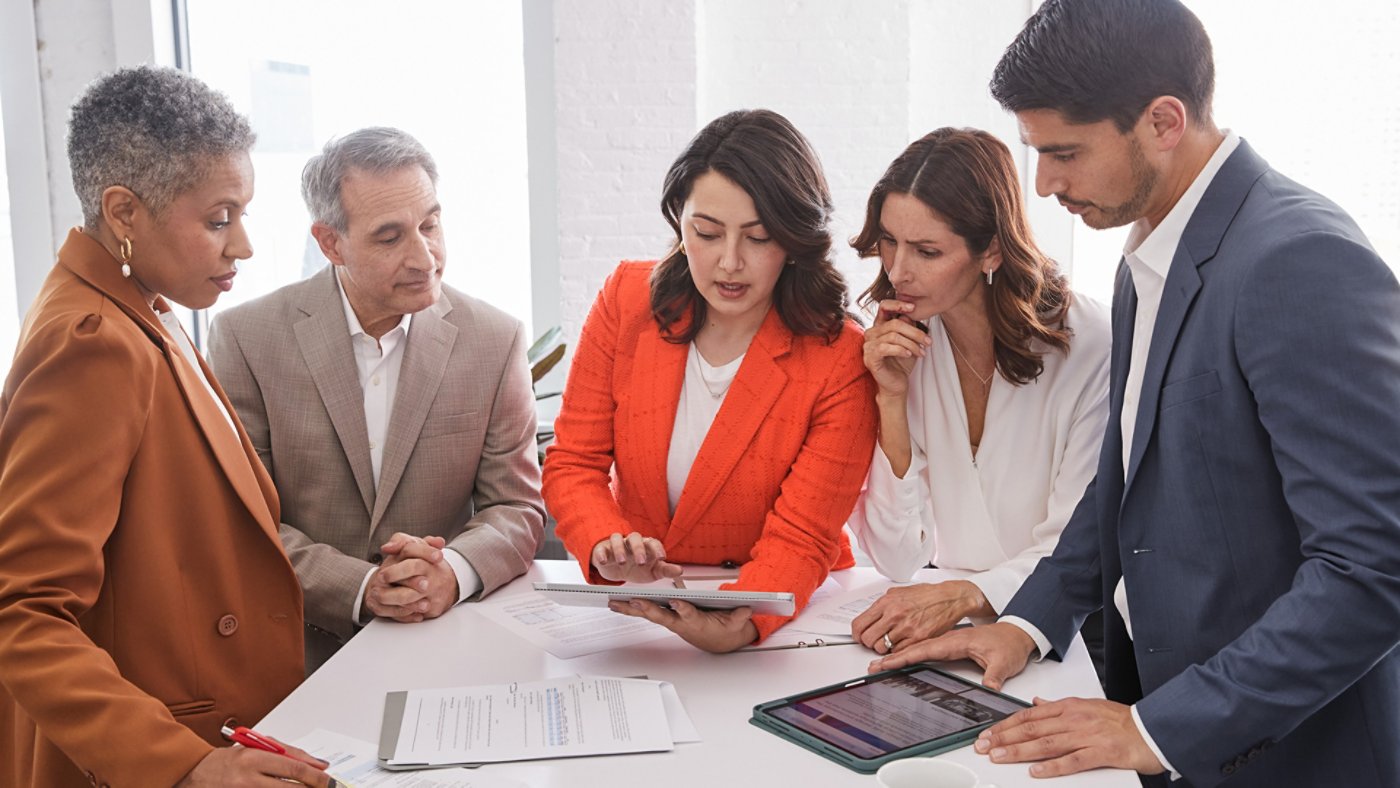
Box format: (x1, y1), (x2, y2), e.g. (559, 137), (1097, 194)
(767, 668), (1025, 759)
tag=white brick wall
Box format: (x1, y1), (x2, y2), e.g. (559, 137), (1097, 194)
(553, 0), (697, 348)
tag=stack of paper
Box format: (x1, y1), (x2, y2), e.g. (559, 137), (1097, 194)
(381, 676), (698, 768)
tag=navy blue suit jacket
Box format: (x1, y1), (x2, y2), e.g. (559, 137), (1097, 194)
(1003, 140), (1400, 787)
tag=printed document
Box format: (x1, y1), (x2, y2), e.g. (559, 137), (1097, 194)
(475, 592), (673, 659)
(291, 729), (523, 787)
(388, 676), (674, 766)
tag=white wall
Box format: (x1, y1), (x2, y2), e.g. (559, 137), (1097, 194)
(547, 0), (1038, 351)
(552, 0), (698, 349)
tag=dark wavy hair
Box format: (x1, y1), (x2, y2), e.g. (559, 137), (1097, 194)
(852, 128), (1071, 385)
(991, 0), (1215, 132)
(652, 109), (848, 343)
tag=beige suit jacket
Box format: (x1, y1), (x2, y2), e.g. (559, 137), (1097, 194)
(209, 267), (543, 667)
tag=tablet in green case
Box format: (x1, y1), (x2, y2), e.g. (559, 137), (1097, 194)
(749, 663), (1031, 773)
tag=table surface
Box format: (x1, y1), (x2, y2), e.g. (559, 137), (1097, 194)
(259, 561), (1136, 787)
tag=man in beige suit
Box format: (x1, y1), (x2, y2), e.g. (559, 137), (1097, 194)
(209, 127), (544, 670)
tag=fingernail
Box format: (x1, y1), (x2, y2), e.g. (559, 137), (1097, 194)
(990, 747), (1007, 761)
(1030, 764), (1045, 776)
(419, 580), (428, 591)
(974, 738), (990, 753)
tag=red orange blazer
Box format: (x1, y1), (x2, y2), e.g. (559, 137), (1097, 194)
(543, 261), (877, 640)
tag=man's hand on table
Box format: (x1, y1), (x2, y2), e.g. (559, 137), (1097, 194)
(364, 533), (459, 622)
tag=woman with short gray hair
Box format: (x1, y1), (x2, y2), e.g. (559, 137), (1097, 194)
(0, 66), (333, 787)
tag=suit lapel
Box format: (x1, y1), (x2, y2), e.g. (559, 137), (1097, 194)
(1122, 141), (1269, 497)
(294, 268), (376, 515)
(668, 308), (790, 545)
(628, 317), (689, 529)
(371, 294), (456, 528)
(1122, 246), (1202, 494)
(156, 311), (282, 541)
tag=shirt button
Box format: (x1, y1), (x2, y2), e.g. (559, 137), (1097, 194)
(217, 614), (239, 636)
(372, 374), (381, 386)
(370, 553), (384, 565)
(368, 440), (377, 450)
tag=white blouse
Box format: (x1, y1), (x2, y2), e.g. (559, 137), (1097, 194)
(849, 293), (1111, 613)
(667, 344), (745, 513)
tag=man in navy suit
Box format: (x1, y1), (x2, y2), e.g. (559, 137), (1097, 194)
(872, 1), (1400, 785)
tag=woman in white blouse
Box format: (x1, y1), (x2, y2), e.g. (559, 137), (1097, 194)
(846, 127), (1110, 656)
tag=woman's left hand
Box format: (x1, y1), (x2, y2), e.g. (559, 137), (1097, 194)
(609, 598), (758, 653)
(851, 580), (993, 654)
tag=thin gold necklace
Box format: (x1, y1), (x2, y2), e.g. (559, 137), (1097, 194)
(945, 332), (994, 393)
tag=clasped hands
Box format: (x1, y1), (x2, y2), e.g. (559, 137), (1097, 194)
(362, 532), (460, 623)
(867, 622), (1165, 778)
(592, 532), (758, 653)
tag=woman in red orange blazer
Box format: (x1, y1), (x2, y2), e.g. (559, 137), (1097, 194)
(543, 110), (877, 652)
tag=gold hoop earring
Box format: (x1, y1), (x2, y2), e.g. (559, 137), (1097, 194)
(119, 237), (133, 279)
(677, 240), (687, 256)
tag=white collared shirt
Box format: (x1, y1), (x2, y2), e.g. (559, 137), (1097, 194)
(335, 271), (480, 622)
(1003, 132), (1240, 781)
(157, 308), (238, 437)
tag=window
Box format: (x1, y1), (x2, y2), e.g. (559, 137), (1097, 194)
(0, 85), (18, 368)
(184, 0), (531, 335)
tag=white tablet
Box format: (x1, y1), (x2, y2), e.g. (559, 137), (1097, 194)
(533, 582), (796, 616)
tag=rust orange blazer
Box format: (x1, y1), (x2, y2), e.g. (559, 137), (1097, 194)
(543, 261), (877, 640)
(0, 229), (305, 788)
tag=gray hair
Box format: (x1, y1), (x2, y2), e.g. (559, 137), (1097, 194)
(67, 65), (255, 227)
(301, 127), (439, 232)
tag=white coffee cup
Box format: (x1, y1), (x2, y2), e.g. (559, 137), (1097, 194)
(875, 757), (996, 788)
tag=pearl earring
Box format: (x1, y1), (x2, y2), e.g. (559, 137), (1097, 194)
(119, 237), (134, 279)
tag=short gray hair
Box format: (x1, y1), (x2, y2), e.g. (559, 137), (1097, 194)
(67, 65), (255, 227)
(301, 127), (439, 232)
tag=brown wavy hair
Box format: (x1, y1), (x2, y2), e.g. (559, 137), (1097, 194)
(652, 109), (848, 344)
(852, 127), (1071, 385)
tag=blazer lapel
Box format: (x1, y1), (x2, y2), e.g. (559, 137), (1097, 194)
(156, 310), (281, 541)
(627, 318), (689, 529)
(668, 308), (790, 545)
(370, 294), (456, 528)
(1122, 141), (1269, 497)
(294, 268), (376, 515)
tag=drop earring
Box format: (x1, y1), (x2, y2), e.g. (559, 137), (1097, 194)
(984, 269), (994, 285)
(119, 237), (133, 279)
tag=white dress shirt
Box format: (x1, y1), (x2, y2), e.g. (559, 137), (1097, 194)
(667, 344), (744, 512)
(157, 308), (237, 437)
(849, 294), (1111, 613)
(1004, 131), (1240, 780)
(336, 272), (481, 622)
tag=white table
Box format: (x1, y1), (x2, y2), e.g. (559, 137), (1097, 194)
(259, 561), (1136, 787)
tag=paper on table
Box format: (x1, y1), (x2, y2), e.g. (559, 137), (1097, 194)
(389, 676), (674, 766)
(577, 677), (700, 743)
(475, 592), (674, 659)
(291, 729), (524, 787)
(783, 582), (893, 636)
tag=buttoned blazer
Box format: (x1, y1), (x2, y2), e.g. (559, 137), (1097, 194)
(0, 229), (304, 788)
(1004, 141), (1400, 787)
(543, 261), (878, 640)
(208, 266), (543, 664)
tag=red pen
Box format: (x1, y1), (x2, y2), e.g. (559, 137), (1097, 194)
(221, 724), (287, 755)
